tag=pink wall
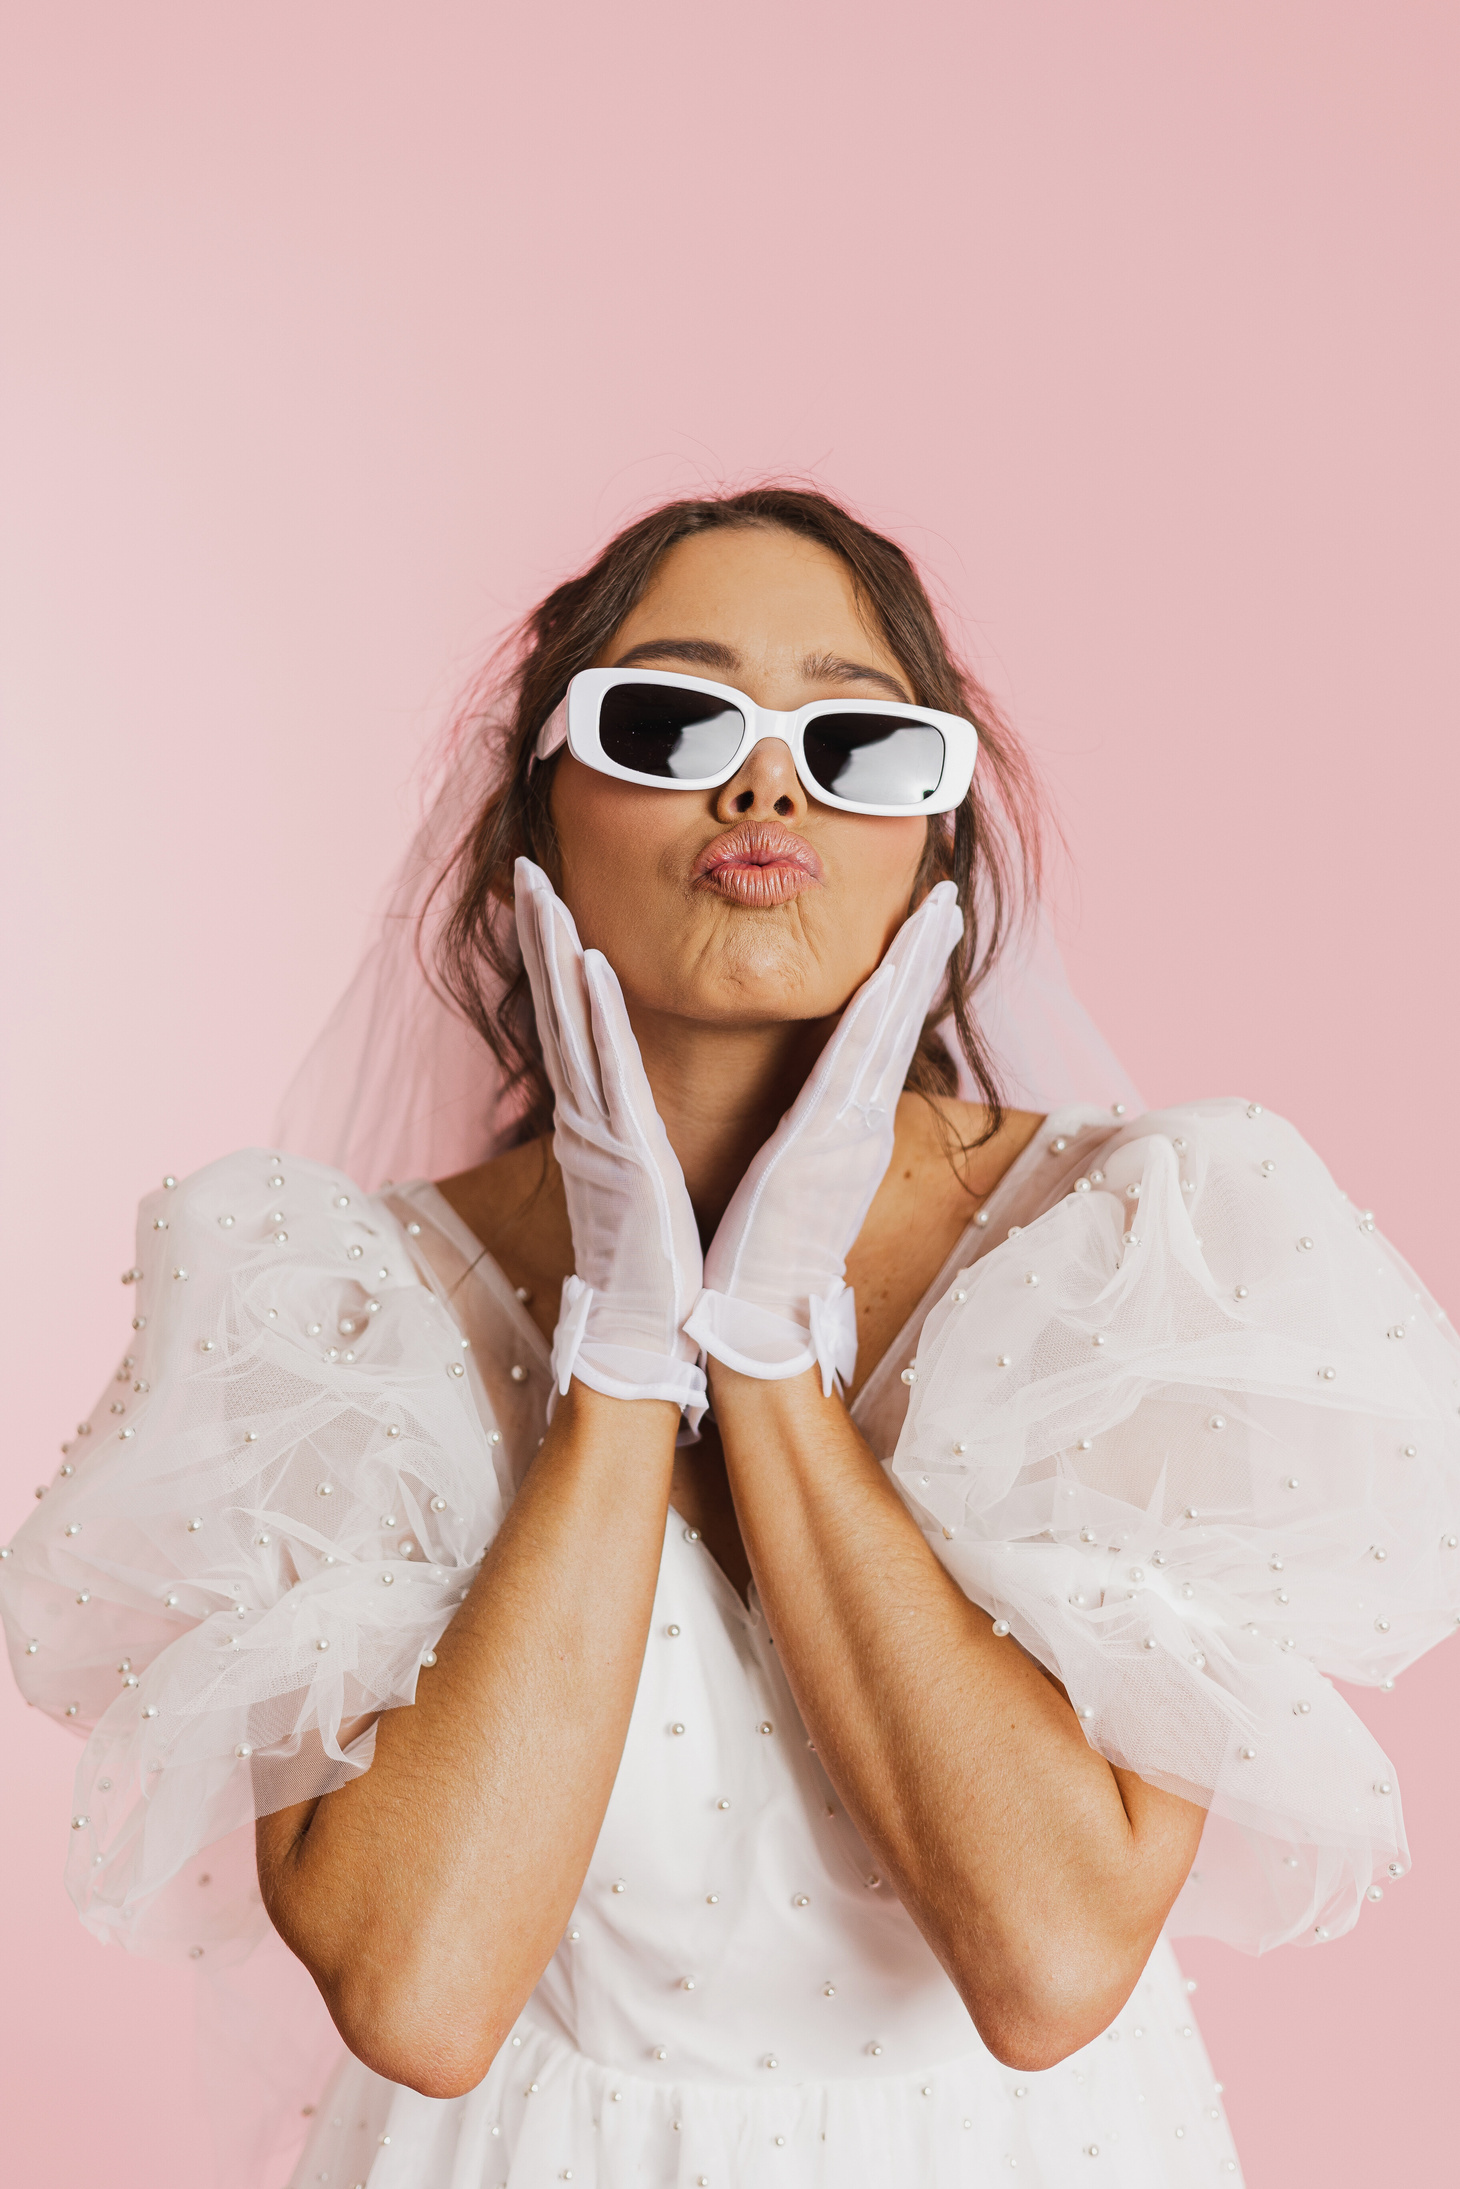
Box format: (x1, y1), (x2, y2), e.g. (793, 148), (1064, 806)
(3, 3), (1456, 2181)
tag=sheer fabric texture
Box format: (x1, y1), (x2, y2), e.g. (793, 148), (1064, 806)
(5, 1099), (1459, 2186)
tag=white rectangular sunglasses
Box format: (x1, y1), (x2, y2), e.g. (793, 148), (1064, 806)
(534, 667), (979, 818)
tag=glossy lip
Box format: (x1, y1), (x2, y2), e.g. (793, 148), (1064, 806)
(691, 823), (825, 908)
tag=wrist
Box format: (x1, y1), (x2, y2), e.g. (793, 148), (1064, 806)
(704, 1357), (839, 1425)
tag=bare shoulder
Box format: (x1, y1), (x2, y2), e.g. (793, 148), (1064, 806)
(435, 1137), (574, 1331)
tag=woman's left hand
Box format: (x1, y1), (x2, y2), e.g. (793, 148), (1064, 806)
(684, 880), (963, 1394)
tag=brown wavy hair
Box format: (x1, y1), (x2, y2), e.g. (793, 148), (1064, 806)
(433, 486), (1044, 1150)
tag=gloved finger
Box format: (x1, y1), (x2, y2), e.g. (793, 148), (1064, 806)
(581, 949), (658, 1161)
(776, 880), (963, 1144)
(849, 881), (964, 1115)
(584, 950), (704, 1295)
(514, 859), (604, 1117)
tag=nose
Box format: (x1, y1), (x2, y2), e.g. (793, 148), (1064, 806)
(714, 737), (806, 824)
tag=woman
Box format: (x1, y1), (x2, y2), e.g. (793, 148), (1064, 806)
(6, 488), (1458, 2189)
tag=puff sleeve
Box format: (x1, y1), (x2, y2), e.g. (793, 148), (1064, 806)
(0, 1151), (509, 1960)
(891, 1099), (1460, 1953)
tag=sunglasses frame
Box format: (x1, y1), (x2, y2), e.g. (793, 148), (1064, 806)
(534, 667), (979, 818)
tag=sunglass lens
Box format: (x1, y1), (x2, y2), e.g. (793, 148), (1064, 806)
(802, 716), (946, 806)
(599, 684), (745, 779)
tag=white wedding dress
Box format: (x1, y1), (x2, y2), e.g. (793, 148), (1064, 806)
(6, 1096), (1459, 2187)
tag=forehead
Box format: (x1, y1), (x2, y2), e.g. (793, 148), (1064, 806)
(612, 525), (900, 672)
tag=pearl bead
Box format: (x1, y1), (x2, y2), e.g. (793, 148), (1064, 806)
(717, 1799), (731, 1811)
(1297, 1237), (1313, 1252)
(900, 1367), (917, 1385)
(1209, 1414), (1226, 1431)
(1403, 1444), (1418, 1458)
(681, 1977), (696, 1991)
(1050, 1137), (1069, 1153)
(187, 1518), (203, 1532)
(991, 1620), (1010, 1638)
(706, 1893), (720, 1905)
(764, 2055), (778, 2069)
(1314, 1925), (1330, 1939)
(1234, 1285), (1249, 1300)
(1090, 1169), (1105, 1184)
(1375, 1617), (1390, 1633)
(671, 1722), (685, 1736)
(822, 1983), (836, 1997)
(953, 1440), (965, 1454)
(867, 2042), (883, 2056)
(1318, 1366), (1335, 1381)
(1075, 1177), (1091, 1193)
(866, 1873), (883, 1888)
(998, 1354), (1012, 1368)
(951, 1289), (966, 1304)
(430, 1496), (447, 1512)
(758, 1721), (774, 1736)
(1092, 1332), (1105, 1346)
(1024, 1272), (1039, 1286)
(315, 1639), (330, 1652)
(612, 1879), (627, 1893)
(509, 1364), (527, 1383)
(975, 1210), (990, 1226)
(684, 1527), (701, 1543)
(1374, 1780), (1392, 1795)
(775, 2136), (786, 2146)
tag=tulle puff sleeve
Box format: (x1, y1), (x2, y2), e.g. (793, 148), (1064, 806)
(0, 1151), (509, 1961)
(892, 1099), (1460, 1953)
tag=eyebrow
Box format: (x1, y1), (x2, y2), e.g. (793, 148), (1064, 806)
(610, 638), (912, 702)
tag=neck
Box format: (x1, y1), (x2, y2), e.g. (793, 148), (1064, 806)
(626, 1004), (836, 1243)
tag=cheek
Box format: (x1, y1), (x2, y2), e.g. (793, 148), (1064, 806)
(817, 816), (929, 954)
(550, 762), (697, 954)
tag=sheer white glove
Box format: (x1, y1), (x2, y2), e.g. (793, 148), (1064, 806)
(683, 881), (964, 1397)
(514, 859), (707, 1422)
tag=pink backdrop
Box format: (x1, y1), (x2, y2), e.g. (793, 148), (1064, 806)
(3, 3), (1456, 2182)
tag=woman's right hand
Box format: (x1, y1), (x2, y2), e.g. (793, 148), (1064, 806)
(514, 858), (706, 1419)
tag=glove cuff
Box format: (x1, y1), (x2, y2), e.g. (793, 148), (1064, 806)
(550, 1276), (708, 1427)
(683, 1281), (858, 1399)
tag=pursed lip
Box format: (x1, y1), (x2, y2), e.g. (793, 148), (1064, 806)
(691, 823), (825, 908)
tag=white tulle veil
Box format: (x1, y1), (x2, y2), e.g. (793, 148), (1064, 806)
(272, 716), (1142, 1184)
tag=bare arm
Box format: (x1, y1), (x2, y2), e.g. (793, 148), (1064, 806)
(255, 1385), (678, 2100)
(712, 1364), (1206, 2072)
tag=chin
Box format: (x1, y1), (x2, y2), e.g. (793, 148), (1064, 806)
(654, 912), (858, 1028)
